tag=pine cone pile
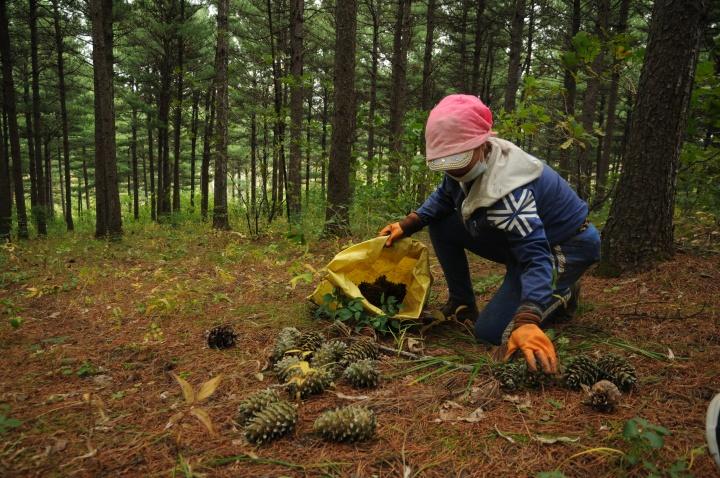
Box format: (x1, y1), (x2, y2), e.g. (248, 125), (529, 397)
(237, 388), (281, 425)
(205, 325), (237, 349)
(311, 339), (347, 377)
(274, 356), (303, 383)
(286, 366), (332, 399)
(343, 359), (380, 388)
(597, 354), (637, 392)
(297, 331), (324, 353)
(313, 406), (376, 442)
(244, 400), (298, 445)
(270, 327), (301, 363)
(563, 355), (601, 390)
(341, 338), (379, 367)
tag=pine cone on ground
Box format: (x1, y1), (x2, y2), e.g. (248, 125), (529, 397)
(563, 355), (601, 390)
(286, 366), (332, 399)
(206, 325), (237, 349)
(244, 400), (298, 445)
(341, 338), (380, 366)
(524, 367), (554, 389)
(270, 327), (301, 363)
(311, 340), (347, 377)
(274, 356), (303, 382)
(584, 380), (622, 412)
(343, 359), (380, 388)
(297, 331), (324, 352)
(313, 406), (376, 442)
(237, 388), (281, 425)
(597, 354), (637, 392)
(494, 361), (525, 391)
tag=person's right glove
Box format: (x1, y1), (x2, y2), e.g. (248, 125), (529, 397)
(379, 212), (422, 247)
(504, 304), (558, 374)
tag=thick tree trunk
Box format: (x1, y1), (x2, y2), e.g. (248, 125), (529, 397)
(470, 0), (486, 95)
(366, 0), (381, 185)
(320, 84), (327, 199)
(147, 115), (156, 220)
(89, 0), (122, 238)
(324, 0), (357, 235)
(503, 0), (525, 112)
(288, 0), (304, 222)
(0, 0), (29, 238)
(387, 0), (412, 188)
(212, 0), (230, 230)
(596, 0), (630, 198)
(421, 0), (435, 111)
(189, 90), (199, 208)
(53, 0), (73, 230)
(575, 0), (609, 200)
(558, 0), (581, 179)
(0, 103), (10, 240)
(131, 105), (139, 219)
(44, 136), (53, 218)
(600, 0), (706, 274)
(30, 0), (47, 234)
(172, 0), (184, 212)
(201, 88), (214, 220)
(23, 79), (37, 209)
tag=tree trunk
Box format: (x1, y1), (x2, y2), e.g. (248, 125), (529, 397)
(558, 0), (581, 179)
(320, 84), (327, 200)
(82, 144), (90, 211)
(57, 141), (65, 218)
(0, 102), (10, 240)
(172, 0), (184, 212)
(30, 0), (47, 234)
(189, 90), (199, 208)
(596, 0), (630, 198)
(261, 114), (269, 212)
(53, 0), (73, 230)
(251, 95), (257, 212)
(0, 0), (29, 238)
(201, 87), (214, 220)
(575, 0), (609, 200)
(599, 0), (706, 275)
(147, 115), (156, 220)
(212, 0), (230, 230)
(131, 105), (139, 219)
(324, 0), (357, 235)
(387, 0), (412, 188)
(90, 0), (122, 238)
(520, 0), (535, 101)
(421, 0), (435, 110)
(267, 0), (284, 220)
(304, 94), (310, 203)
(44, 135), (53, 218)
(23, 78), (37, 210)
(503, 0), (525, 112)
(470, 0), (486, 95)
(288, 0), (304, 222)
(366, 0), (381, 185)
(458, 0), (469, 92)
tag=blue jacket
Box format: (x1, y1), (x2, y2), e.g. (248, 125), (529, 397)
(415, 164), (589, 309)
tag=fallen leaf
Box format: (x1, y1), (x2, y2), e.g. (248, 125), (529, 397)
(435, 401), (486, 423)
(533, 434), (579, 445)
(333, 391), (369, 401)
(50, 438), (68, 453)
(494, 425), (516, 443)
(407, 337), (424, 354)
(667, 348), (675, 360)
(503, 394), (531, 410)
(254, 372), (264, 382)
(197, 374), (223, 402)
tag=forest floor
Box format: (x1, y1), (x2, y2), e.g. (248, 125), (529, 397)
(1, 218), (719, 478)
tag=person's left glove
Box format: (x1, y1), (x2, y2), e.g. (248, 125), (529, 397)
(504, 304), (558, 374)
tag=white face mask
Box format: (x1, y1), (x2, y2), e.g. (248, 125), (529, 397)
(448, 159), (488, 183)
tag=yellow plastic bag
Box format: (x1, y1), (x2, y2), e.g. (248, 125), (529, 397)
(309, 236), (432, 320)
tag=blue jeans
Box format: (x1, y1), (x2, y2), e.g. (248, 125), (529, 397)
(428, 213), (601, 345)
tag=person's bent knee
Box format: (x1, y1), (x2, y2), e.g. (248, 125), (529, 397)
(474, 318), (504, 346)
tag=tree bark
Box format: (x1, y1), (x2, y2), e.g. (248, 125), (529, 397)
(147, 114), (156, 220)
(131, 104), (139, 220)
(90, 0), (122, 238)
(504, 0), (525, 112)
(0, 0), (29, 238)
(288, 0), (304, 222)
(366, 0), (381, 185)
(320, 84), (327, 199)
(82, 144), (90, 212)
(558, 0), (581, 179)
(172, 0), (184, 212)
(421, 0), (435, 111)
(387, 0), (412, 187)
(325, 0), (357, 235)
(596, 0), (630, 198)
(470, 0), (486, 95)
(599, 0), (706, 274)
(29, 0), (47, 234)
(23, 78), (37, 210)
(212, 0), (230, 230)
(458, 0), (469, 92)
(189, 90), (199, 208)
(0, 101), (10, 240)
(201, 88), (214, 220)
(52, 0), (73, 230)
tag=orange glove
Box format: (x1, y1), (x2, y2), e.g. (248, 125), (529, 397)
(379, 222), (404, 247)
(505, 323), (558, 374)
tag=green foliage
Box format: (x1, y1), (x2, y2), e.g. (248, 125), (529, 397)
(314, 289), (403, 335)
(76, 360), (99, 378)
(622, 417), (692, 477)
(0, 405), (22, 435)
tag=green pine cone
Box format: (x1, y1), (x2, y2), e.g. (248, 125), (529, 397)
(274, 356), (303, 383)
(341, 338), (379, 366)
(296, 331), (324, 352)
(244, 400), (298, 445)
(313, 406), (376, 442)
(597, 354), (637, 392)
(563, 355), (601, 390)
(494, 361), (525, 391)
(311, 340), (347, 376)
(286, 366), (332, 399)
(270, 327), (301, 363)
(237, 388), (281, 425)
(343, 359), (380, 388)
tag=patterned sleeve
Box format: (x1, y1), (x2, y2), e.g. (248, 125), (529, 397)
(486, 188), (554, 307)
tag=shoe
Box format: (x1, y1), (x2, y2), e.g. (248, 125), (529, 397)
(550, 282), (580, 322)
(707, 393), (720, 469)
(439, 299), (479, 324)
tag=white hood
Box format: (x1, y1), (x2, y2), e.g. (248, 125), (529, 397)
(460, 137), (544, 221)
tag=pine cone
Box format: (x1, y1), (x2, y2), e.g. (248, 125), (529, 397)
(597, 354), (637, 392)
(297, 331), (324, 352)
(584, 380), (622, 412)
(313, 406), (376, 442)
(563, 355), (601, 390)
(237, 388), (281, 425)
(494, 361), (525, 391)
(206, 325), (237, 349)
(244, 400), (298, 445)
(270, 327), (301, 363)
(524, 367), (553, 389)
(312, 340), (347, 377)
(286, 366), (332, 399)
(343, 359), (380, 388)
(274, 356), (303, 383)
(341, 338), (379, 366)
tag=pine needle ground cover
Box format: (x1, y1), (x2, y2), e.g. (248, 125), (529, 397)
(0, 222), (719, 477)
